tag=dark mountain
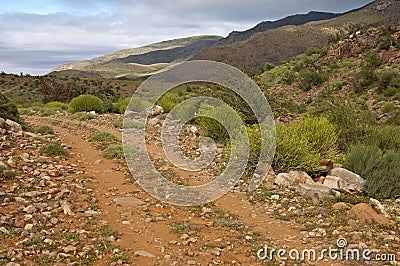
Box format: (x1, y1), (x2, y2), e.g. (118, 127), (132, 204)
(193, 0), (400, 73)
(110, 37), (220, 65)
(219, 11), (340, 45)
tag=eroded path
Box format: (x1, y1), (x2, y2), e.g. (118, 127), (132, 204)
(29, 113), (350, 265)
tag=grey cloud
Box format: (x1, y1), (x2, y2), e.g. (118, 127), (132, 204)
(0, 0), (374, 75)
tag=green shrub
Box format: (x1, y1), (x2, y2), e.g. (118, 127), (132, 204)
(382, 86), (400, 97)
(102, 144), (124, 159)
(297, 68), (326, 92)
(40, 107), (61, 117)
(68, 94), (104, 113)
(345, 145), (400, 199)
(293, 116), (338, 158)
(102, 144), (138, 159)
(113, 98), (130, 114)
(264, 62), (275, 71)
(88, 131), (118, 142)
(71, 112), (95, 121)
(273, 123), (320, 173)
(195, 103), (242, 144)
(0, 93), (21, 123)
(40, 142), (69, 157)
(45, 101), (68, 110)
(35, 126), (54, 134)
(113, 118), (123, 129)
(382, 102), (395, 113)
(378, 35), (392, 51)
(103, 99), (117, 113)
(313, 97), (377, 152)
(127, 97), (152, 113)
(365, 125), (400, 152)
(157, 92), (182, 113)
(273, 116), (338, 173)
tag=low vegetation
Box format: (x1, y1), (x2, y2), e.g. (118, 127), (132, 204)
(345, 145), (400, 199)
(35, 125), (54, 134)
(40, 142), (69, 157)
(68, 94), (104, 113)
(88, 131), (118, 142)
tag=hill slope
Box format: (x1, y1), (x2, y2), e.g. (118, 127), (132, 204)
(51, 36), (222, 79)
(219, 11), (340, 45)
(193, 0), (400, 73)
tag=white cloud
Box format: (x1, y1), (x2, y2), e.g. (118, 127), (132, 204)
(0, 0), (373, 75)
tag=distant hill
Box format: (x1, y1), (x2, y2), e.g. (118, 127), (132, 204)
(193, 0), (400, 73)
(51, 35), (222, 79)
(218, 11), (340, 45)
(52, 0), (400, 79)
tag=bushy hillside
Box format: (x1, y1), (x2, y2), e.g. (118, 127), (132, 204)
(0, 72), (141, 104)
(218, 11), (340, 45)
(257, 25), (400, 151)
(194, 0), (400, 73)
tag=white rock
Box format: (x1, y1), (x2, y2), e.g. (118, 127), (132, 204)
(24, 224), (34, 231)
(149, 105), (164, 117)
(323, 175), (341, 189)
(274, 173), (294, 187)
(5, 119), (22, 133)
(270, 195), (280, 200)
(328, 168), (364, 192)
(113, 197), (144, 206)
(134, 250), (155, 257)
(370, 198), (390, 218)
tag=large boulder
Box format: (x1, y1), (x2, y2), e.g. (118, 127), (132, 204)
(297, 183), (332, 203)
(289, 171), (314, 186)
(274, 173), (294, 187)
(5, 119), (22, 133)
(328, 168), (364, 192)
(347, 203), (391, 225)
(275, 171), (313, 187)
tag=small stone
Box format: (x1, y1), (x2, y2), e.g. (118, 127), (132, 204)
(62, 202), (73, 215)
(24, 224), (34, 231)
(270, 194), (280, 200)
(50, 217), (58, 225)
(0, 227), (10, 234)
(134, 250), (155, 257)
(23, 205), (36, 214)
(63, 245), (77, 253)
(122, 221), (130, 225)
(189, 126), (199, 135)
(187, 260), (197, 265)
(113, 197), (144, 206)
(332, 230), (340, 236)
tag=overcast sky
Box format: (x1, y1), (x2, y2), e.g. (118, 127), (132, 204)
(0, 0), (373, 75)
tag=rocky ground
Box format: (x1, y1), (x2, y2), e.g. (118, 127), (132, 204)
(0, 112), (399, 265)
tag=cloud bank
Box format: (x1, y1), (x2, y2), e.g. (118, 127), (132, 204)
(0, 0), (373, 75)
